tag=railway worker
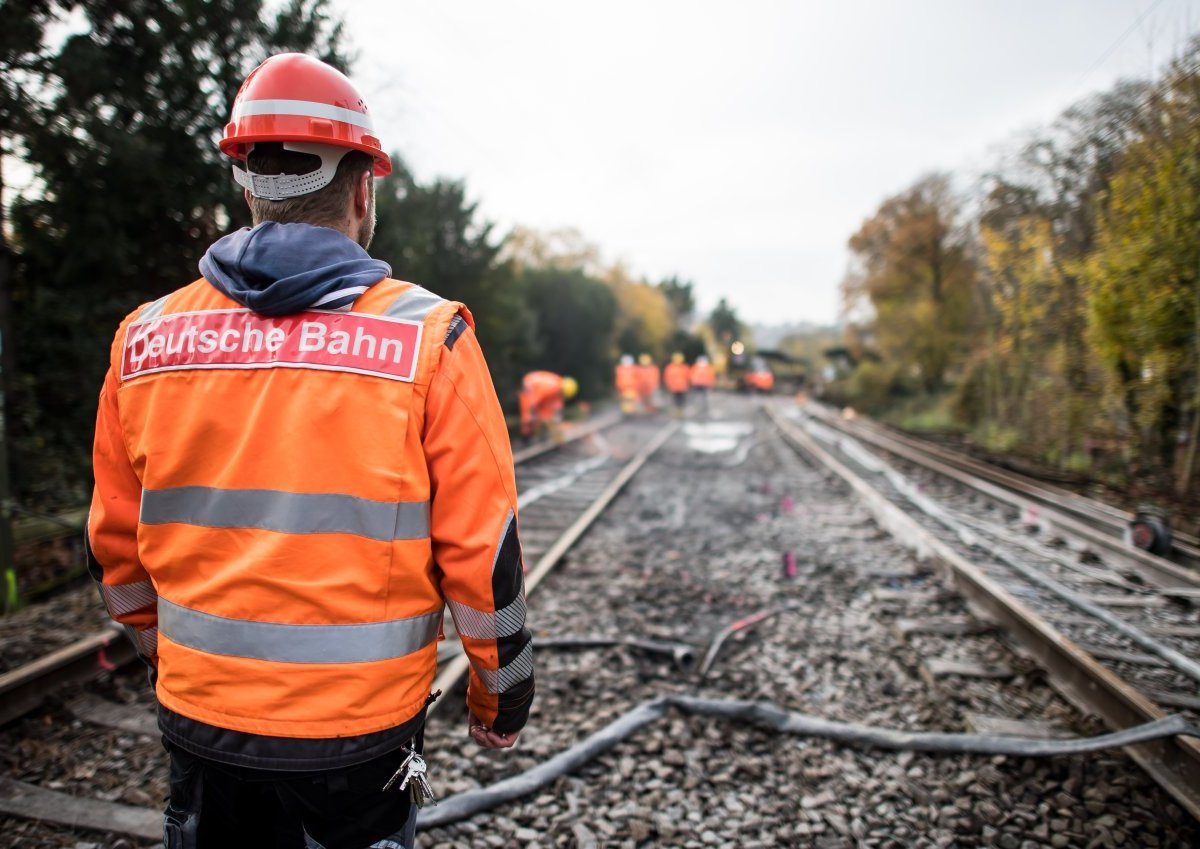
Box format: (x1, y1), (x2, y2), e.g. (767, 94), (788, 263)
(635, 352), (660, 413)
(690, 354), (715, 414)
(663, 352), (691, 417)
(86, 53), (533, 849)
(519, 369), (578, 442)
(614, 353), (639, 414)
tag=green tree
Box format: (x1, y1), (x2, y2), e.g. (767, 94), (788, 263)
(657, 275), (707, 359)
(707, 297), (743, 348)
(522, 266), (616, 400)
(8, 0), (348, 507)
(658, 275), (695, 329)
(371, 157), (539, 407)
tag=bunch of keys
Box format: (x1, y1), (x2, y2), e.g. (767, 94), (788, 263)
(382, 748), (437, 808)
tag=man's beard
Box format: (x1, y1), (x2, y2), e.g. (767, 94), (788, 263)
(356, 188), (376, 249)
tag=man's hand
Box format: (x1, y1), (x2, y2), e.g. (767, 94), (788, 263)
(468, 711), (520, 749)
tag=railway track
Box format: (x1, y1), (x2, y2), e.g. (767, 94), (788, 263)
(0, 413), (672, 842)
(411, 398), (1198, 847)
(805, 402), (1200, 583)
(769, 402), (1200, 820)
(4, 397), (1200, 846)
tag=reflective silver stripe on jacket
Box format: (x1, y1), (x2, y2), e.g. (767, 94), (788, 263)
(383, 285), (445, 322)
(447, 594), (527, 641)
(140, 486), (430, 541)
(491, 510), (515, 575)
(473, 643), (534, 694)
(101, 579), (157, 616)
(159, 597), (442, 664)
(138, 295), (171, 321)
(127, 625), (158, 659)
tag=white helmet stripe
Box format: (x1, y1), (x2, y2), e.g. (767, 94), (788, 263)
(232, 98), (374, 131)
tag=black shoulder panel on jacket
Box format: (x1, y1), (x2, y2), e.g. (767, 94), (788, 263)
(444, 315), (467, 350)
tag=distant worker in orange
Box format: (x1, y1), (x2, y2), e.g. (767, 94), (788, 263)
(636, 353), (660, 413)
(690, 354), (715, 414)
(614, 353), (639, 415)
(663, 352), (691, 417)
(745, 358), (775, 393)
(520, 370), (578, 442)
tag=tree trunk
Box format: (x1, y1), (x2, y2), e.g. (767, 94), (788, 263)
(0, 150), (18, 610)
(1177, 259), (1200, 497)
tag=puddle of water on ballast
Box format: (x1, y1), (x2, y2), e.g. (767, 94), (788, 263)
(684, 421), (755, 454)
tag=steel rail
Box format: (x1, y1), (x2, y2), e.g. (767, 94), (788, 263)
(428, 421), (679, 719)
(833, 408), (1200, 561)
(511, 411), (624, 465)
(768, 405), (1200, 820)
(809, 402), (1200, 569)
(13, 506), (89, 547)
(803, 404), (1200, 593)
(0, 628), (136, 725)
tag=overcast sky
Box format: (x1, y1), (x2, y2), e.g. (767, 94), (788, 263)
(341, 0), (1197, 327)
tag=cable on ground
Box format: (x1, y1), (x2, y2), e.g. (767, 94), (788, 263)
(418, 695), (1199, 829)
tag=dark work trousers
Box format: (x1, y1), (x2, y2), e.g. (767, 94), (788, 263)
(164, 741), (420, 849)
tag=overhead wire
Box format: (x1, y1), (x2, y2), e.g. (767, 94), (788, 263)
(1074, 0), (1172, 91)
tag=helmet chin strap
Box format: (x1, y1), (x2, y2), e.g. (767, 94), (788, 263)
(232, 141), (349, 200)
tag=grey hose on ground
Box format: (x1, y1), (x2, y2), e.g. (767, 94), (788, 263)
(417, 695), (1200, 829)
(538, 637), (697, 671)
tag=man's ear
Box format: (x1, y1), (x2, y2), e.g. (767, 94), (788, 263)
(244, 188), (253, 209)
(354, 172), (370, 218)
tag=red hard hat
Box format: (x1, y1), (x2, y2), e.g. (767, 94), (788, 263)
(220, 53), (391, 177)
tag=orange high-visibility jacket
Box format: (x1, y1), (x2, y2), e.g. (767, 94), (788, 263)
(690, 361), (715, 388)
(614, 363), (638, 396)
(636, 364), (660, 396)
(663, 362), (690, 394)
(88, 277), (532, 769)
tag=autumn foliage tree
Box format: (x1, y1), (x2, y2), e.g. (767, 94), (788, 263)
(964, 83), (1148, 465)
(838, 39), (1200, 498)
(843, 174), (979, 399)
(1083, 47), (1200, 489)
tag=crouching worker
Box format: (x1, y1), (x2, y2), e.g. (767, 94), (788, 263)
(520, 370), (578, 443)
(86, 54), (533, 849)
